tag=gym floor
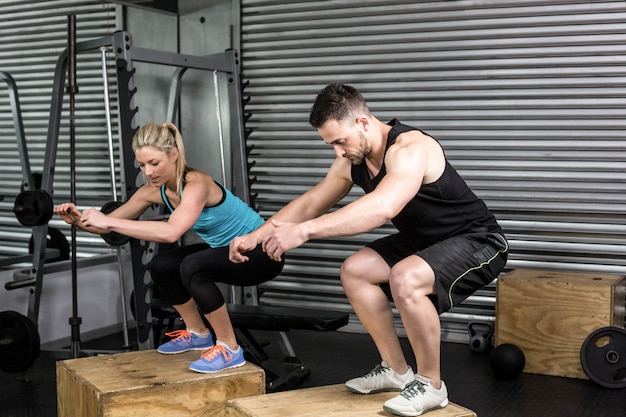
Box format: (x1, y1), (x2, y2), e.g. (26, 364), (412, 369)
(1, 328), (625, 417)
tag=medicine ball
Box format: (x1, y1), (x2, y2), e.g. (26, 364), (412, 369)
(489, 343), (525, 380)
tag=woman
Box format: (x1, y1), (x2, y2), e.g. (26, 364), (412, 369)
(55, 122), (284, 373)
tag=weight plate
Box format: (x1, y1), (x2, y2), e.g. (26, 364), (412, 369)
(13, 189), (54, 226)
(100, 200), (131, 246)
(0, 311), (40, 373)
(29, 226), (70, 263)
(580, 326), (626, 389)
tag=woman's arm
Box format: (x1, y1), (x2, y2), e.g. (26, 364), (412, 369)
(78, 177), (216, 243)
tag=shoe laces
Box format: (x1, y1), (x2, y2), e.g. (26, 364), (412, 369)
(164, 329), (192, 343)
(364, 363), (390, 379)
(200, 345), (232, 362)
(400, 379), (427, 400)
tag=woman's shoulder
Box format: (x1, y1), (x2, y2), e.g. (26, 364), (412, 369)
(184, 169), (213, 184)
(182, 170), (225, 206)
(131, 183), (163, 205)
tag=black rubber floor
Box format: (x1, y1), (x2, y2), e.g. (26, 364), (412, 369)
(1, 328), (625, 417)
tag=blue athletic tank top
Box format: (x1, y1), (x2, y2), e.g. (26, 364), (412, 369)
(351, 119), (501, 248)
(160, 181), (264, 248)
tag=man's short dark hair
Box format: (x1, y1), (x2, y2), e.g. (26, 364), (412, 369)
(309, 83), (370, 128)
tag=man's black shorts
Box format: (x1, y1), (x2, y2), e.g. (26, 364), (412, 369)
(368, 230), (508, 313)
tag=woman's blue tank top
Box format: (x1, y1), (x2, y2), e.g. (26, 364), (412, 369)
(160, 181), (263, 248)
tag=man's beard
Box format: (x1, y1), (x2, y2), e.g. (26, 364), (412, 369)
(344, 131), (370, 165)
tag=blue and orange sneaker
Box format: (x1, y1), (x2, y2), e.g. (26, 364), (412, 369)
(188, 342), (246, 373)
(157, 329), (214, 354)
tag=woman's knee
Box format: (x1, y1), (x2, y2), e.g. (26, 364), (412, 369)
(149, 256), (171, 285)
(179, 258), (193, 280)
(149, 247), (189, 284)
(179, 260), (200, 290)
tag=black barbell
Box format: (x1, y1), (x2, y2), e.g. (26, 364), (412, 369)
(13, 191), (129, 247)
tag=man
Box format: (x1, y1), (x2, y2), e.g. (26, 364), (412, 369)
(230, 83), (508, 416)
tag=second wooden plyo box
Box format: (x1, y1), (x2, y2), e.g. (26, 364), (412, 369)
(495, 268), (626, 379)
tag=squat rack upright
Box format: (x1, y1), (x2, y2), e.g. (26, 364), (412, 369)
(12, 30), (250, 351)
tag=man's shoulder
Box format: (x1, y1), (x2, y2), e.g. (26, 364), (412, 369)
(393, 128), (437, 149)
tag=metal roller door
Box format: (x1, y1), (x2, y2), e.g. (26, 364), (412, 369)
(0, 0), (119, 261)
(239, 0), (626, 340)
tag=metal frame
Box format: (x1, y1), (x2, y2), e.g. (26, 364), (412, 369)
(0, 71), (61, 268)
(10, 30), (248, 350)
(0, 71), (35, 192)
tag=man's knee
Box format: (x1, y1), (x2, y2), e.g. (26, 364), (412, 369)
(340, 254), (361, 278)
(340, 251), (377, 283)
(340, 249), (391, 289)
(388, 260), (434, 301)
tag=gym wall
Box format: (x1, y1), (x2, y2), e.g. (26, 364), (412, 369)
(0, 0), (234, 261)
(237, 0), (626, 340)
(0, 1), (120, 259)
(1, 1), (625, 343)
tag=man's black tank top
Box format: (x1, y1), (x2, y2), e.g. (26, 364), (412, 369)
(351, 119), (501, 248)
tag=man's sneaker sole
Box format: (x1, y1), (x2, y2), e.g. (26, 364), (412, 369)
(345, 385), (403, 395)
(383, 399), (448, 417)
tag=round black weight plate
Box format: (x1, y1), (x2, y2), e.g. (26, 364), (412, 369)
(13, 189), (54, 226)
(28, 226), (70, 263)
(101, 200), (124, 214)
(0, 311), (40, 373)
(580, 326), (626, 389)
(100, 200), (131, 246)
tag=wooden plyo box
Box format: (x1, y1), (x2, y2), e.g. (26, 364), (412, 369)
(495, 269), (626, 379)
(56, 349), (265, 417)
(225, 384), (476, 417)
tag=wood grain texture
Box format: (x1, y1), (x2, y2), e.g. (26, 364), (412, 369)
(225, 384), (476, 417)
(56, 349), (265, 417)
(495, 269), (625, 379)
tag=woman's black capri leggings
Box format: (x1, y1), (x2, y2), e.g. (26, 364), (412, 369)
(149, 243), (284, 314)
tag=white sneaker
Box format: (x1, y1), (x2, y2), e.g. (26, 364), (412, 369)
(345, 361), (415, 394)
(383, 375), (449, 416)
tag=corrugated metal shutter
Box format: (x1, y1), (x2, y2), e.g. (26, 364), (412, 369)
(239, 0), (626, 340)
(0, 0), (119, 262)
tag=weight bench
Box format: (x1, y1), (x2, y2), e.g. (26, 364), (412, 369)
(228, 303), (349, 332)
(150, 300), (349, 392)
(227, 303), (349, 391)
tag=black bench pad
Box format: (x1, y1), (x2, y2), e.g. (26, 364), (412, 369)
(227, 303), (349, 332)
